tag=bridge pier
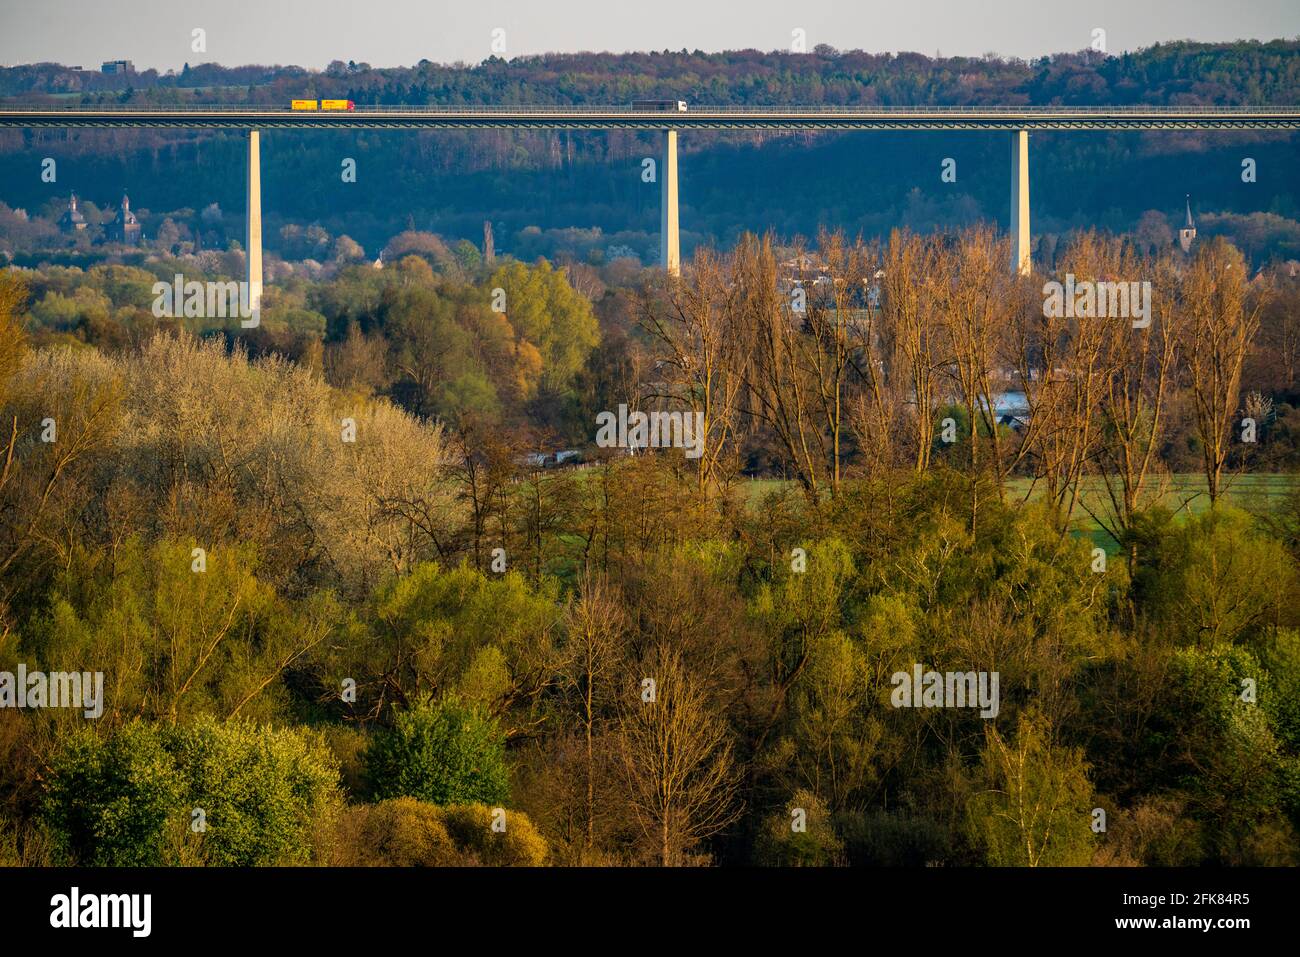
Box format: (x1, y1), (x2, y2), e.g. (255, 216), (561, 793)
(246, 130), (263, 323)
(661, 129), (679, 276)
(1010, 129), (1030, 276)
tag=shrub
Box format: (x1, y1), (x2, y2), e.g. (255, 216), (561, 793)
(365, 698), (509, 806)
(752, 789), (845, 866)
(42, 718), (340, 866)
(439, 804), (548, 866)
(0, 815), (52, 867)
(836, 809), (952, 867)
(42, 722), (183, 866)
(328, 797), (459, 866)
(328, 799), (546, 866)
(167, 716), (341, 866)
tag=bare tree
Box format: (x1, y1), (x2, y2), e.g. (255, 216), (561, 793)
(936, 226), (1012, 531)
(879, 230), (945, 473)
(1178, 238), (1267, 505)
(514, 465), (582, 581)
(1251, 271), (1300, 391)
(618, 645), (741, 865)
(844, 242), (904, 479)
(639, 247), (746, 495)
(1010, 232), (1114, 531)
(562, 573), (627, 857)
(1095, 251), (1178, 566)
(797, 229), (868, 496)
(449, 420), (521, 570)
(733, 234), (827, 501)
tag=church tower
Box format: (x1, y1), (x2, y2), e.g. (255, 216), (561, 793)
(1179, 195), (1197, 253)
(108, 192), (141, 245)
(59, 192), (87, 233)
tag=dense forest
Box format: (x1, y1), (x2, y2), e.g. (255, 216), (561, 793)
(2, 41), (1299, 263)
(1, 208), (1299, 865)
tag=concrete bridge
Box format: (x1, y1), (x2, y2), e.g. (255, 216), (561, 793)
(3, 104), (1297, 307)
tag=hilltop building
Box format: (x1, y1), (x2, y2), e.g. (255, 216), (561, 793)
(1179, 195), (1197, 253)
(106, 193), (142, 245)
(101, 60), (134, 75)
(58, 193), (87, 233)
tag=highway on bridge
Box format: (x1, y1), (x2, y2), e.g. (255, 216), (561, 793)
(2, 104), (1300, 131)
(3, 102), (1295, 279)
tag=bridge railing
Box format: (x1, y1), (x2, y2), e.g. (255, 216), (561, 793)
(3, 102), (1299, 115)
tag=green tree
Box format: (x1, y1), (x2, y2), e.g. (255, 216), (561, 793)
(1133, 507), (1295, 647)
(344, 562), (561, 728)
(42, 718), (340, 866)
(167, 716), (341, 866)
(27, 538), (329, 725)
(43, 722), (182, 866)
(1149, 644), (1293, 862)
(966, 709), (1096, 867)
(486, 259), (599, 392)
(366, 697), (510, 806)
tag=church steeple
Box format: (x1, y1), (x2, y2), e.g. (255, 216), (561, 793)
(59, 191), (87, 232)
(108, 190), (141, 245)
(1179, 195), (1197, 253)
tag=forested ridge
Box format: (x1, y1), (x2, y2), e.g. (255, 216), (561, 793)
(6, 41), (1300, 105)
(2, 41), (1299, 262)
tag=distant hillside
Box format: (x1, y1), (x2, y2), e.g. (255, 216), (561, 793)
(1, 42), (1298, 261)
(5, 41), (1300, 105)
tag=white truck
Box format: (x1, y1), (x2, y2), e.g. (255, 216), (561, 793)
(631, 99), (688, 112)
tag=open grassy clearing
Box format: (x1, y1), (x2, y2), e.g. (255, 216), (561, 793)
(733, 473), (1299, 549)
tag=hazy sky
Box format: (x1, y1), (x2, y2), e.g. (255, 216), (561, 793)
(1, 0), (1297, 70)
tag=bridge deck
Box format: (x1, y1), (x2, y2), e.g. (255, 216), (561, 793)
(2, 105), (1298, 130)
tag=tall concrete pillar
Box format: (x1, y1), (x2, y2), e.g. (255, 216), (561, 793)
(660, 128), (680, 276)
(245, 129), (263, 326)
(1010, 129), (1031, 276)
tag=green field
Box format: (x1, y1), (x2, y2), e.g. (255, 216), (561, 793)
(736, 473), (1299, 549)
(1008, 473), (1299, 548)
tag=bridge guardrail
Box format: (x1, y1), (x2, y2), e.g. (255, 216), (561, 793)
(2, 102), (1299, 115)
